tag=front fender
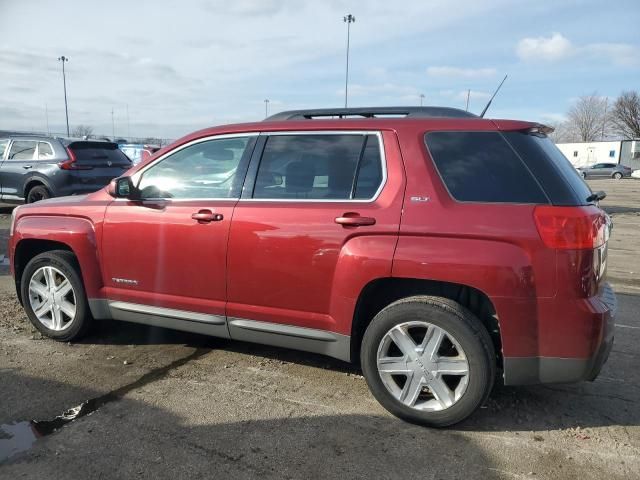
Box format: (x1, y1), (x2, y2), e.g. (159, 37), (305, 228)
(12, 216), (104, 299)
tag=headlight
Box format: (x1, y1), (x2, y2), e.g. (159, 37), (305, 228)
(9, 207), (19, 236)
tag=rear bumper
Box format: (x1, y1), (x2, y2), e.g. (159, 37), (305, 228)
(503, 283), (616, 385)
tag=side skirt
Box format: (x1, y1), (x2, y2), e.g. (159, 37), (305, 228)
(88, 299), (351, 362)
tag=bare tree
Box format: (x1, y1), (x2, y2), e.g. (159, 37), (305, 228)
(72, 125), (94, 138)
(566, 94), (608, 142)
(610, 91), (640, 139)
(547, 121), (579, 143)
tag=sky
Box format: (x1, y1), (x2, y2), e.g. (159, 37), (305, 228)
(1, 0), (638, 140)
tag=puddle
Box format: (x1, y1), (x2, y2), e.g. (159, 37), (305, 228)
(0, 400), (104, 463)
(0, 346), (209, 463)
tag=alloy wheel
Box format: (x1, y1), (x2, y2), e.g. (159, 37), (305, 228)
(28, 266), (76, 331)
(376, 321), (469, 411)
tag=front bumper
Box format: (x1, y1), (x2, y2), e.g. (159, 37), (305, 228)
(503, 283), (616, 385)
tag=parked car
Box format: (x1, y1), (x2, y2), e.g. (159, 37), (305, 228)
(0, 135), (132, 203)
(7, 107), (616, 427)
(118, 143), (161, 165)
(578, 162), (632, 179)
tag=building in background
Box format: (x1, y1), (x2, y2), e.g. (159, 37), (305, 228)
(557, 140), (640, 170)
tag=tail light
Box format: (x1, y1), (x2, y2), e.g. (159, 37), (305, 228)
(534, 205), (610, 250)
(58, 148), (93, 170)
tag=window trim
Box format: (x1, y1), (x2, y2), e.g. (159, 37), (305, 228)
(130, 133), (259, 201)
(423, 130), (551, 206)
(7, 139), (38, 161)
(241, 130), (387, 203)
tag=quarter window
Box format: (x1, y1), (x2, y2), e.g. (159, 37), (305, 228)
(425, 131), (548, 204)
(8, 140), (37, 160)
(252, 134), (383, 200)
(138, 136), (251, 199)
(38, 142), (54, 159)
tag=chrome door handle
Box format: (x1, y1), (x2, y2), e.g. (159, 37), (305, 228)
(23, 165), (33, 169)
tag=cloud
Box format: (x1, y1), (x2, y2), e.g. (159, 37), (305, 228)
(336, 83), (419, 98)
(585, 43), (638, 67)
(516, 33), (638, 66)
(426, 66), (497, 78)
(516, 33), (574, 61)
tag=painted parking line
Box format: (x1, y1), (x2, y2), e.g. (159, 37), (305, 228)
(616, 324), (640, 329)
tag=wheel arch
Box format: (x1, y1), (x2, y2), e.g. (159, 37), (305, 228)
(350, 277), (502, 368)
(12, 217), (104, 304)
(23, 176), (53, 199)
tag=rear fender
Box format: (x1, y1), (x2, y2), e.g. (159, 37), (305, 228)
(392, 236), (542, 357)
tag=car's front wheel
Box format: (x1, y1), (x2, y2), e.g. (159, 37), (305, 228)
(613, 172), (623, 180)
(361, 296), (495, 427)
(21, 250), (92, 341)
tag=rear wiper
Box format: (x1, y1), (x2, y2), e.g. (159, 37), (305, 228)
(586, 191), (606, 203)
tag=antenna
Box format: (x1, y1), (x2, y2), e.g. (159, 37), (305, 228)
(480, 74), (508, 118)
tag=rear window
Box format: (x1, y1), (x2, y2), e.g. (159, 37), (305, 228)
(68, 142), (131, 166)
(503, 132), (592, 206)
(424, 131), (548, 204)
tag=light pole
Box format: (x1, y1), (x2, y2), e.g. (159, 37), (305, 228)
(343, 14), (355, 108)
(419, 93), (425, 106)
(58, 56), (70, 136)
(111, 108), (115, 139)
(264, 99), (270, 118)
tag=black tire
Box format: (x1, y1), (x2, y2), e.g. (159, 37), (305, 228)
(582, 172), (587, 179)
(360, 296), (495, 427)
(612, 172), (623, 180)
(21, 250), (92, 341)
(26, 185), (51, 203)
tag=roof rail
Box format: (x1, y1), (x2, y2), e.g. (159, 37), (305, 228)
(265, 106), (477, 121)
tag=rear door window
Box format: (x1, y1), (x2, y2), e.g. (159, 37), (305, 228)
(8, 140), (37, 160)
(424, 131), (548, 204)
(252, 134), (383, 200)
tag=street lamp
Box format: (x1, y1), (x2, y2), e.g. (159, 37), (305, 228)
(58, 56), (70, 136)
(419, 93), (425, 106)
(264, 99), (270, 118)
(343, 14), (355, 108)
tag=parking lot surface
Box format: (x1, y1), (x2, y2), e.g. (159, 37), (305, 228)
(0, 180), (639, 479)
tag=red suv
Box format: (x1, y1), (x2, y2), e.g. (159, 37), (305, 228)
(7, 107), (616, 426)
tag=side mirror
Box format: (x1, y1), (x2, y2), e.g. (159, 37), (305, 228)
(108, 177), (136, 198)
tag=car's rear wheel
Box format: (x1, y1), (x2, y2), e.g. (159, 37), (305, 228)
(21, 250), (92, 341)
(613, 172), (623, 180)
(26, 185), (51, 203)
(360, 296), (495, 427)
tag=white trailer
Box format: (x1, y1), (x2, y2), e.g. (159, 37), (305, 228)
(557, 140), (640, 170)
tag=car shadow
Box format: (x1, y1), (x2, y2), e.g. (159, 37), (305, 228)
(78, 310), (640, 432)
(0, 370), (505, 478)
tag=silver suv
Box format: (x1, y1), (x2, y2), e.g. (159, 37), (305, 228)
(0, 135), (132, 203)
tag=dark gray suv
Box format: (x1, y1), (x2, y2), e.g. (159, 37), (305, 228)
(0, 135), (132, 203)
